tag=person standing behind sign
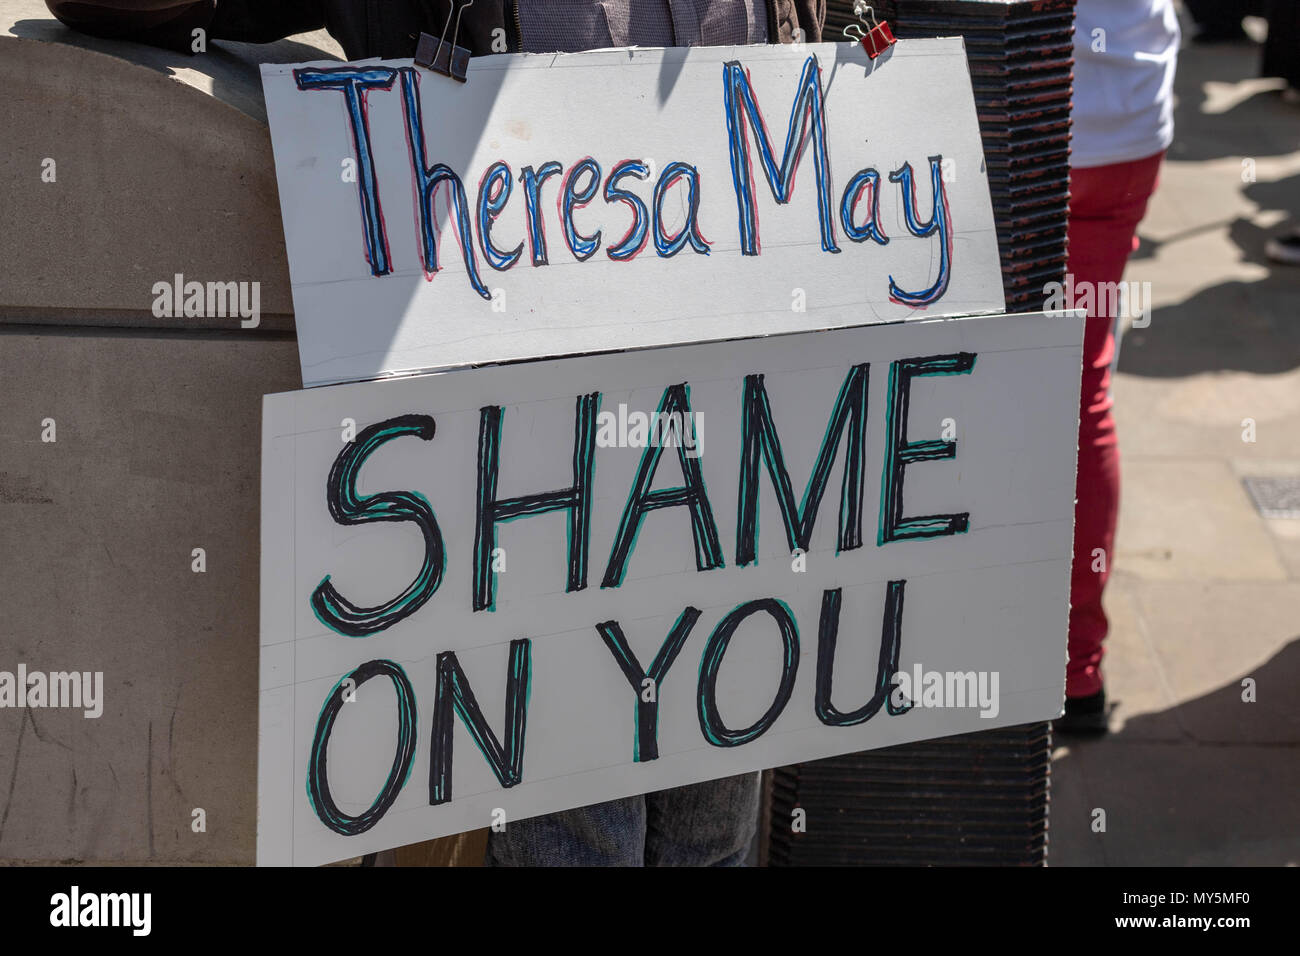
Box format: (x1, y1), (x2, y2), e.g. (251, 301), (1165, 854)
(43, 0), (820, 59)
(1056, 0), (1179, 735)
(482, 0), (823, 868)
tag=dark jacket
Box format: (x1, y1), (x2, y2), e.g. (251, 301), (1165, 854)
(47, 1), (826, 60)
(421, 0), (827, 58)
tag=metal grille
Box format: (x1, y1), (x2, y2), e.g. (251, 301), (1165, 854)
(1243, 476), (1300, 519)
(767, 723), (1052, 865)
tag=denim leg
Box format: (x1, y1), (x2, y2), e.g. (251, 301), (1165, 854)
(644, 773), (760, 867)
(485, 796), (647, 866)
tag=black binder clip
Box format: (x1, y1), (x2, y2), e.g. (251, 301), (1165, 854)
(415, 0), (474, 82)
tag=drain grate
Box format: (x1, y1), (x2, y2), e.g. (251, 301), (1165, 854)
(1242, 476), (1300, 519)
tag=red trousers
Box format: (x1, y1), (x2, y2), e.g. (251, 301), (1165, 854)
(1064, 151), (1164, 698)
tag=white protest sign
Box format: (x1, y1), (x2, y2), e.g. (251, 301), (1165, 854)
(260, 39), (1005, 387)
(258, 310), (1082, 866)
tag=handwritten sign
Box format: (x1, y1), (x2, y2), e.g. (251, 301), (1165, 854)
(258, 310), (1082, 866)
(260, 39), (1004, 387)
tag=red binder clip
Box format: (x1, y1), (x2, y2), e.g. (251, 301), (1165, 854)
(844, 3), (896, 60)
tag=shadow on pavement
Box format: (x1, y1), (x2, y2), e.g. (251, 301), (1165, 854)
(1166, 37), (1300, 164)
(1119, 269), (1300, 378)
(1051, 639), (1300, 865)
(1121, 165), (1300, 378)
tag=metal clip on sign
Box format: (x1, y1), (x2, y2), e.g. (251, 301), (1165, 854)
(843, 2), (896, 60)
(415, 0), (474, 82)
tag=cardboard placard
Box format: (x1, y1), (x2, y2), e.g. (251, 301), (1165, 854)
(260, 39), (1004, 386)
(259, 310), (1082, 866)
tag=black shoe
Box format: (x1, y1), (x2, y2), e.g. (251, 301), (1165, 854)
(1053, 689), (1108, 736)
(1266, 230), (1300, 267)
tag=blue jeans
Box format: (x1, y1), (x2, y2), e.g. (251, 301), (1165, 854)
(485, 773), (761, 866)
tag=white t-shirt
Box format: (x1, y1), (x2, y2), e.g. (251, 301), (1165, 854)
(1071, 0), (1181, 168)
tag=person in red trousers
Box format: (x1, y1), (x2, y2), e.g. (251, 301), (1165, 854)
(1056, 0), (1180, 735)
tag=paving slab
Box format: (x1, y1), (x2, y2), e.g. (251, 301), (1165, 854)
(1051, 735), (1300, 866)
(1129, 585), (1300, 744)
(1097, 575), (1184, 741)
(1114, 459), (1287, 581)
